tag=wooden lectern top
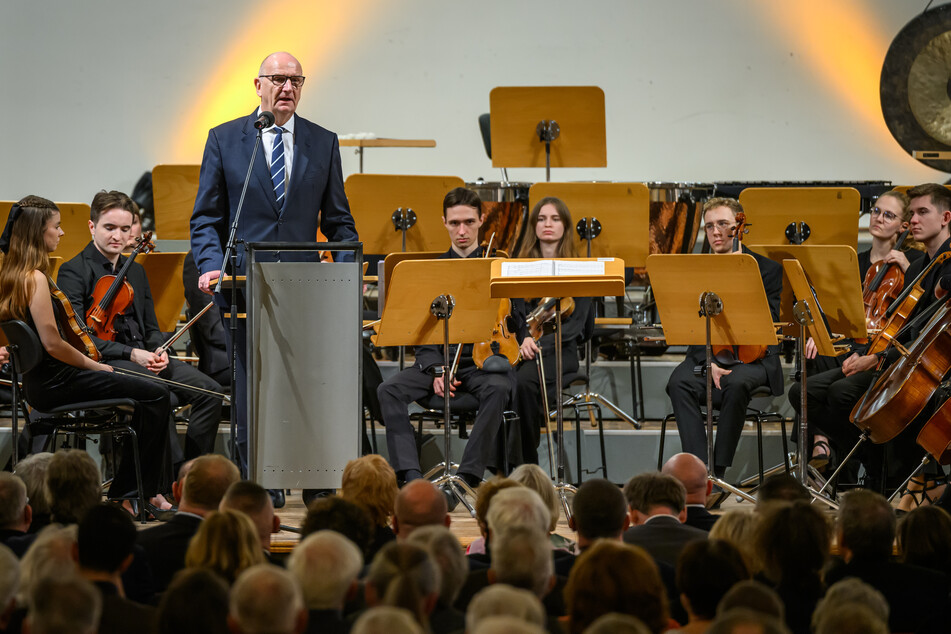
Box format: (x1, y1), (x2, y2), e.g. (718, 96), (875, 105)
(737, 187), (860, 250)
(489, 258), (625, 299)
(339, 138), (436, 148)
(489, 86), (607, 169)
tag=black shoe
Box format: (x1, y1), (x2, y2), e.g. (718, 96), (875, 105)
(302, 489), (333, 507)
(440, 484), (459, 513)
(268, 489), (286, 509)
(458, 472), (483, 489)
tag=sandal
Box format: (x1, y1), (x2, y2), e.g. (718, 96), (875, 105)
(897, 475), (949, 512)
(809, 438), (832, 470)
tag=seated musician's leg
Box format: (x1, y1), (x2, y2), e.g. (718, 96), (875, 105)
(667, 358), (708, 465)
(161, 358), (224, 460)
(713, 362), (768, 475)
(378, 367), (436, 482)
(512, 358), (543, 468)
(457, 368), (512, 484)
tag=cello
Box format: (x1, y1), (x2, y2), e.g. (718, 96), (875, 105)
(85, 232), (155, 340)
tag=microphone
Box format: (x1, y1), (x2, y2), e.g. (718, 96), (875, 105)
(253, 111), (275, 130)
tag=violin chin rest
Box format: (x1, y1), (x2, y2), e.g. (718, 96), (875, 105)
(482, 355), (513, 374)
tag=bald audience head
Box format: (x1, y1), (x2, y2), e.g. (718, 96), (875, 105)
(221, 481), (279, 552)
(181, 454), (241, 515)
(662, 453), (711, 504)
(393, 480), (449, 539)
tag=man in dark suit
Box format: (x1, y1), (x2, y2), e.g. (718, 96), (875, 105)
(622, 472), (708, 569)
(137, 455), (240, 592)
(190, 51), (358, 477)
(662, 453), (718, 531)
(666, 197), (783, 479)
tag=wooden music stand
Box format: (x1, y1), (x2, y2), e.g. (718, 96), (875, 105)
(338, 138), (436, 173)
(139, 252), (188, 333)
(345, 174), (465, 255)
(0, 201), (90, 262)
(152, 165), (201, 240)
(489, 87), (607, 181)
(372, 258), (499, 513)
(379, 251), (442, 312)
(490, 257), (625, 520)
(647, 253), (778, 503)
(738, 187), (860, 250)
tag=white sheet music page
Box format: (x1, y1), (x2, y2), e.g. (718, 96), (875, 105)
(553, 260), (605, 276)
(501, 260), (555, 277)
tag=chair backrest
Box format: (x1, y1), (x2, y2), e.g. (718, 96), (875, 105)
(0, 320), (44, 375)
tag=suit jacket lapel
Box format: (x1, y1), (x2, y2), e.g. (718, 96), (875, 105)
(286, 114), (310, 216)
(243, 112), (281, 216)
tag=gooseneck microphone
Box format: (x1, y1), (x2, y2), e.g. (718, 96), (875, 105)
(253, 111), (275, 130)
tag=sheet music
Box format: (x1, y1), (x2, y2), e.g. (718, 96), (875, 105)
(500, 259), (606, 277)
(554, 260), (605, 276)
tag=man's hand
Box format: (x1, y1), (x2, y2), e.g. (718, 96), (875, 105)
(130, 348), (164, 374)
(433, 375), (460, 398)
(805, 337), (818, 360)
(150, 347), (170, 373)
(711, 363), (732, 390)
(842, 352), (879, 377)
(198, 270), (221, 295)
(520, 337), (539, 361)
(0, 346), (8, 365)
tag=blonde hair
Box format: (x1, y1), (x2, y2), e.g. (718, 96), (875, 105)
(185, 509), (265, 584)
(509, 464), (559, 532)
(341, 455), (399, 527)
(709, 509), (762, 572)
(0, 196), (59, 321)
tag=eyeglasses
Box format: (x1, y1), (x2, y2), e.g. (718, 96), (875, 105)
(870, 207), (898, 222)
(259, 75), (306, 89)
(703, 220), (736, 234)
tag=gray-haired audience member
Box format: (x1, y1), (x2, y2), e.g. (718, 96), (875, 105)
(46, 449), (101, 524)
(220, 480), (280, 555)
(717, 580), (785, 621)
(707, 607), (791, 634)
(570, 478), (629, 548)
(583, 613), (651, 634)
(466, 585), (545, 632)
(365, 542), (439, 628)
(662, 453), (718, 531)
(490, 526), (555, 598)
(811, 577), (888, 630)
(17, 525), (78, 606)
(14, 452), (53, 531)
(485, 487), (551, 539)
(287, 530), (362, 633)
(471, 615), (546, 634)
(406, 525), (467, 633)
(813, 603), (888, 634)
(392, 479), (450, 540)
(0, 473), (30, 543)
(229, 564), (307, 634)
(0, 545), (19, 631)
(351, 606), (422, 634)
(26, 574), (102, 634)
(509, 464), (561, 534)
(157, 568), (230, 634)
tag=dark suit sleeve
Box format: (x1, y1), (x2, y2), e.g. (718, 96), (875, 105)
(56, 258), (132, 361)
(318, 134), (358, 262)
(190, 128), (229, 276)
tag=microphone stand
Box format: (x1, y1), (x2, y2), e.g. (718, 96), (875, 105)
(215, 120), (267, 475)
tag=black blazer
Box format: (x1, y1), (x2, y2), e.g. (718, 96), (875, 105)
(622, 515), (709, 568)
(685, 505), (719, 531)
(136, 513), (202, 592)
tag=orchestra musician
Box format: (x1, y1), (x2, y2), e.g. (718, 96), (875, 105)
(57, 190), (223, 465)
(189, 51), (358, 478)
(665, 197), (783, 479)
(0, 196), (171, 502)
(789, 184), (951, 499)
(377, 187), (513, 488)
(509, 197), (593, 467)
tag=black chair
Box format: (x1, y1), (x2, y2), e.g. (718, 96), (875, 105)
(657, 385), (789, 484)
(560, 370), (608, 484)
(1, 320), (148, 522)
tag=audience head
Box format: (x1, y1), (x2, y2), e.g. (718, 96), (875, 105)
(837, 489), (894, 562)
(661, 453), (710, 504)
(287, 530), (363, 611)
(76, 503), (137, 574)
(485, 486), (550, 542)
(220, 480), (279, 552)
(565, 540), (669, 634)
(474, 476), (522, 539)
(755, 500), (829, 588)
(341, 454), (399, 528)
(0, 545), (18, 630)
(157, 568), (231, 634)
(471, 616), (546, 634)
(406, 525), (467, 606)
(300, 495), (373, 557)
(489, 526), (554, 598)
(509, 464), (559, 532)
(185, 509), (266, 584)
(170, 458), (195, 506)
(466, 584), (545, 632)
(623, 472), (686, 524)
(813, 603), (888, 634)
(46, 450), (101, 524)
(717, 580), (784, 621)
(677, 538), (750, 622)
(755, 473), (810, 510)
(570, 478), (629, 543)
(351, 606), (422, 634)
(897, 504), (951, 574)
(0, 472), (30, 532)
(393, 479), (449, 540)
(708, 509), (761, 571)
(364, 542), (439, 627)
(181, 454), (241, 514)
(228, 564), (306, 634)
(811, 577), (888, 633)
(26, 574), (101, 634)
(14, 452), (54, 519)
(708, 608), (791, 634)
(584, 613), (652, 634)
(18, 524), (78, 606)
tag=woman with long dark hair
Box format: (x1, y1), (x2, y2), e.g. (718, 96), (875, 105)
(0, 195), (171, 502)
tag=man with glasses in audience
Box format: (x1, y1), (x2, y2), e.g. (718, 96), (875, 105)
(665, 197), (783, 481)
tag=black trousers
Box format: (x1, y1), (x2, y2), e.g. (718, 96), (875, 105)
(24, 364), (171, 498)
(378, 363), (510, 478)
(666, 357), (768, 470)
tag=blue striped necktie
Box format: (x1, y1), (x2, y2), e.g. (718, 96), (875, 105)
(270, 127), (286, 210)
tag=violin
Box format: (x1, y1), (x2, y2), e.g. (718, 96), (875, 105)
(712, 213), (768, 365)
(471, 232), (522, 370)
(863, 228), (912, 330)
(526, 297), (576, 341)
(85, 232), (155, 341)
(47, 277), (101, 361)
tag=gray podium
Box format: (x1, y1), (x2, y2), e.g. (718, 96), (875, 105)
(245, 242), (363, 489)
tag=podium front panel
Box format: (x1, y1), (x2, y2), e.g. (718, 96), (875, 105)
(248, 259), (362, 488)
